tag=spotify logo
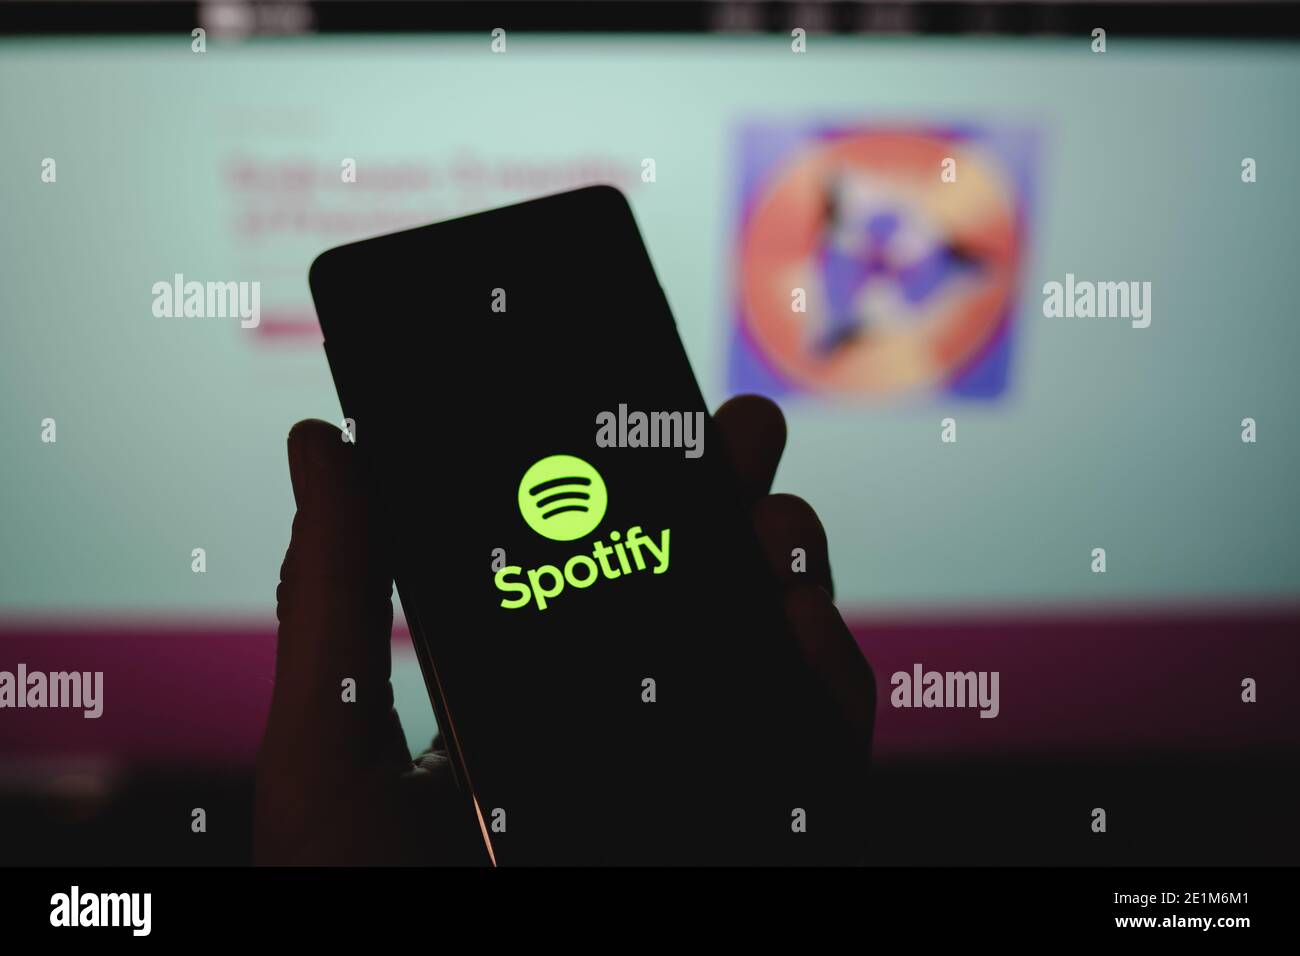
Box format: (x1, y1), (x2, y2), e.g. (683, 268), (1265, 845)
(501, 455), (669, 610)
(517, 454), (608, 541)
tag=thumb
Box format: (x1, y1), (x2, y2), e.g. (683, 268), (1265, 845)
(261, 419), (409, 778)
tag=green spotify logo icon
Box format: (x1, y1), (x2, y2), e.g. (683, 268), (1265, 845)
(500, 455), (670, 610)
(517, 454), (608, 541)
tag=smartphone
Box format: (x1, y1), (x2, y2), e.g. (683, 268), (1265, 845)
(308, 185), (870, 865)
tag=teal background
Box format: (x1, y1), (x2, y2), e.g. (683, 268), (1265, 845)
(2, 36), (1298, 616)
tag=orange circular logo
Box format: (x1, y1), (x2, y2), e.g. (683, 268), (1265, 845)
(739, 132), (1021, 396)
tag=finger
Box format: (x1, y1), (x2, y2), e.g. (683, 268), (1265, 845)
(783, 584), (875, 750)
(714, 394), (786, 503)
(752, 493), (834, 598)
(261, 419), (409, 778)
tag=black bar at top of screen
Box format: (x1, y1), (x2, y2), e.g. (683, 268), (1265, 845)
(0, 2), (1297, 39)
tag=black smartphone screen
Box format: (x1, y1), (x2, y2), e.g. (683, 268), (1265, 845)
(309, 186), (868, 865)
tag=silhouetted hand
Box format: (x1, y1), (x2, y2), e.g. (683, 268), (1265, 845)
(255, 395), (874, 865)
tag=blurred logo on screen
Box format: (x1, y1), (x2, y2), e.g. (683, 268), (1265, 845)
(730, 125), (1036, 399)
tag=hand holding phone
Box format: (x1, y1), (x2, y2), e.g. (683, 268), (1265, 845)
(256, 398), (872, 865)
(257, 187), (875, 865)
